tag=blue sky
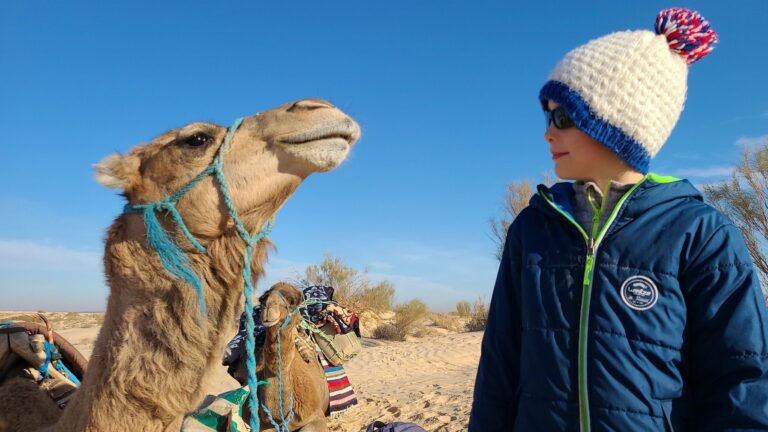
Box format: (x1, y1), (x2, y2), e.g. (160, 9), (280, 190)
(1, 1), (766, 312)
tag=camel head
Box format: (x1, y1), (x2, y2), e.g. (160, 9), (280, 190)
(259, 282), (304, 328)
(94, 98), (361, 239)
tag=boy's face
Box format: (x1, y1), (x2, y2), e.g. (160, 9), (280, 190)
(544, 100), (621, 181)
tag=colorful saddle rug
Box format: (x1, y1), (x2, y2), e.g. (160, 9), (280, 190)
(320, 353), (358, 415)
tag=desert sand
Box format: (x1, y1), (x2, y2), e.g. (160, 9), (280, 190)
(1, 312), (482, 432)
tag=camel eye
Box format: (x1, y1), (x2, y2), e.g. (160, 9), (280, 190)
(180, 133), (212, 148)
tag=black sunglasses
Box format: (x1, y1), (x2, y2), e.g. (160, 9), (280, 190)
(544, 106), (575, 130)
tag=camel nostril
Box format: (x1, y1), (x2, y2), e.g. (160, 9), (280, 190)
(288, 99), (333, 112)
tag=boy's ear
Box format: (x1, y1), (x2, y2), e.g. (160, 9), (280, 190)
(93, 153), (141, 190)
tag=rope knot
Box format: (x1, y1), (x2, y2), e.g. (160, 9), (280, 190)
(156, 201), (175, 212)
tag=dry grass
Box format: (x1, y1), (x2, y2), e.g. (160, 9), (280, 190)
(429, 312), (464, 332)
(393, 300), (428, 339)
(456, 301), (471, 318)
(466, 300), (488, 332)
(372, 323), (401, 341)
(370, 300), (429, 341)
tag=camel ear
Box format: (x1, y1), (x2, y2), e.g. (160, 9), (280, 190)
(93, 153), (141, 190)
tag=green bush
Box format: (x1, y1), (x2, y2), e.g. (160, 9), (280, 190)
(456, 301), (471, 317)
(359, 281), (395, 312)
(393, 299), (428, 339)
(298, 253), (396, 312)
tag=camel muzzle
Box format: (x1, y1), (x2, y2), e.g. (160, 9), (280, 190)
(261, 308), (283, 328)
(276, 121), (358, 146)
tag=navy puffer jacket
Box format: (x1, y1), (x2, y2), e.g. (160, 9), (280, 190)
(469, 174), (768, 431)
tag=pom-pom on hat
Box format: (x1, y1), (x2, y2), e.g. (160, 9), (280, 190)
(539, 8), (718, 173)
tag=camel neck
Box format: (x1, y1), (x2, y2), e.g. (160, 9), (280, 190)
(53, 222), (262, 431)
(262, 324), (298, 374)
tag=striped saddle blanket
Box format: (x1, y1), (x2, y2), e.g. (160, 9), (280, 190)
(320, 353), (358, 415)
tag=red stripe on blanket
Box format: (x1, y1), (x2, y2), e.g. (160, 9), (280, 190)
(319, 353), (358, 414)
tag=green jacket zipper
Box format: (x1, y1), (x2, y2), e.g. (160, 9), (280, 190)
(537, 175), (650, 431)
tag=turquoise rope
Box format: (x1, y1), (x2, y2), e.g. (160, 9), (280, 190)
(48, 342), (81, 386)
(142, 205), (207, 315)
(121, 117), (273, 432)
(243, 242), (262, 429)
(277, 304), (299, 429)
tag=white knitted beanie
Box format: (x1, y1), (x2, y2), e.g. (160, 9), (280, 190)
(539, 8), (718, 173)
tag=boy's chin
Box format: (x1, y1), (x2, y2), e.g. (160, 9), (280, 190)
(553, 165), (578, 181)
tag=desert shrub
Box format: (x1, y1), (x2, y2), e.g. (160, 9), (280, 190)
(703, 140), (768, 302)
(372, 323), (401, 341)
(358, 281), (395, 312)
(299, 253), (364, 305)
(430, 312), (463, 332)
(466, 299), (489, 332)
(456, 301), (471, 317)
(297, 253), (396, 312)
(393, 299), (428, 339)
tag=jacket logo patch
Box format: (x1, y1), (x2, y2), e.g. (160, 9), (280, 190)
(620, 276), (658, 311)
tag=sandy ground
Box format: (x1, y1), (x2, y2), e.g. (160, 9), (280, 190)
(336, 333), (481, 431)
(1, 312), (482, 432)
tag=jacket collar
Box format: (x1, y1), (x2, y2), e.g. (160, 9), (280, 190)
(530, 173), (704, 234)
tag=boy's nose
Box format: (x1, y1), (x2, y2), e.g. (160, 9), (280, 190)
(544, 127), (556, 145)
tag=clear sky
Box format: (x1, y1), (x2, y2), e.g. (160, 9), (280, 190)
(1, 1), (766, 312)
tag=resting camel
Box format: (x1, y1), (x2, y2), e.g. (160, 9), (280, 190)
(0, 98), (360, 432)
(251, 282), (330, 432)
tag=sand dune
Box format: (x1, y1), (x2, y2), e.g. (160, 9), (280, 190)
(1, 313), (482, 431)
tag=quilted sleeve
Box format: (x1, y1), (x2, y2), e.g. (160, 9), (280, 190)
(683, 223), (768, 430)
(468, 221), (523, 431)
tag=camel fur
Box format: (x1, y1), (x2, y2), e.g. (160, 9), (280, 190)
(0, 99), (359, 432)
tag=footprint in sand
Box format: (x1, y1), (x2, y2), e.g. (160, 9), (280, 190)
(386, 406), (401, 418)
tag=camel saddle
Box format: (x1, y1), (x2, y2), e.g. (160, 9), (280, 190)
(0, 319), (87, 409)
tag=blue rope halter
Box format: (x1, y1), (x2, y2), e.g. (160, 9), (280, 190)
(122, 117), (272, 431)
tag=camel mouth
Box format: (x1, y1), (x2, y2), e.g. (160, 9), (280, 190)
(274, 121), (359, 171)
(276, 123), (358, 147)
(261, 319), (280, 328)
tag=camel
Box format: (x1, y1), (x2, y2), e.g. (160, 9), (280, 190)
(251, 282), (330, 432)
(0, 98), (360, 432)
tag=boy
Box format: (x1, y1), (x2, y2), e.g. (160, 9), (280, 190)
(470, 8), (768, 431)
